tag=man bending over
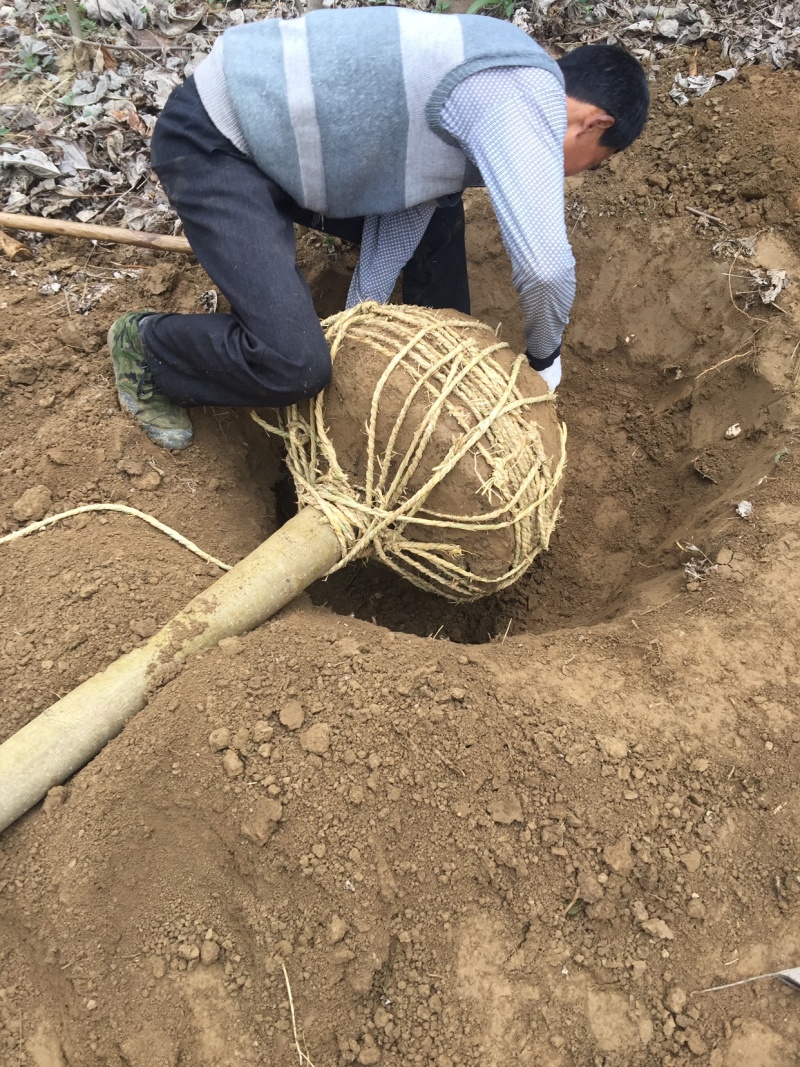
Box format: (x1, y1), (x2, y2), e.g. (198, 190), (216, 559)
(108, 9), (649, 449)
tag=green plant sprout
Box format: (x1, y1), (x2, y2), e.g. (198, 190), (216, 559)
(43, 2), (97, 35)
(466, 0), (516, 18)
(11, 38), (57, 79)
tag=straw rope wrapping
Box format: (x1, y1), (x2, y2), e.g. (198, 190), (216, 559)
(253, 303), (567, 602)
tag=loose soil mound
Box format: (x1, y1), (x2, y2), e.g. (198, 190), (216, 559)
(1, 60), (800, 1067)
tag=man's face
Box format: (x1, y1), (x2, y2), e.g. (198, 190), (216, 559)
(563, 138), (615, 177)
(563, 97), (616, 177)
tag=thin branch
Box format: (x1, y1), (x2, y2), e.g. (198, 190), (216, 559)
(686, 206), (725, 225)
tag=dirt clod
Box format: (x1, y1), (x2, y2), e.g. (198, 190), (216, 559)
(488, 790), (523, 824)
(300, 722), (331, 754)
(240, 797), (283, 846)
(221, 749), (244, 778)
(279, 699), (304, 731)
(208, 727), (230, 751)
(12, 484), (52, 522)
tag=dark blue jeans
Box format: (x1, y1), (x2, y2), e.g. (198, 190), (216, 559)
(139, 77), (470, 409)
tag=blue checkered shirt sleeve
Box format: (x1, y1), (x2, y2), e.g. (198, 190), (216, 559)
(440, 66), (575, 363)
(346, 65), (574, 368)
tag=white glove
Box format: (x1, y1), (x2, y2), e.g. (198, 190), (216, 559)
(537, 355), (562, 392)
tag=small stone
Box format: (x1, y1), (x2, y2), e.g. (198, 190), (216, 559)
(241, 797), (283, 846)
(143, 263), (176, 296)
(13, 484), (52, 522)
(252, 720), (273, 743)
(279, 700), (304, 731)
(208, 728), (230, 752)
(330, 945), (355, 965)
(129, 617), (158, 639)
(641, 918), (674, 940)
(86, 999), (97, 1011)
(311, 843), (326, 858)
(152, 958), (166, 979)
(79, 583), (99, 599)
(687, 899), (706, 920)
(374, 1006), (392, 1028)
(376, 852), (398, 902)
(178, 943), (200, 961)
(230, 726), (250, 752)
(604, 835), (635, 875)
(715, 547), (734, 565)
(328, 915), (348, 944)
(258, 743), (273, 759)
(596, 735), (628, 761)
(300, 722), (331, 755)
(488, 790), (523, 824)
(690, 758), (710, 773)
(686, 580), (701, 592)
(221, 749), (244, 778)
(631, 960), (647, 980)
(681, 850), (702, 873)
(450, 688), (466, 701)
(57, 320), (96, 353)
(132, 470), (161, 492)
(631, 900), (649, 923)
(200, 940), (220, 965)
(116, 457), (144, 477)
(667, 987), (688, 1014)
(686, 1030), (708, 1055)
(740, 182), (766, 201)
(577, 870), (604, 904)
(357, 1046), (381, 1065)
(42, 786), (66, 814)
(647, 172), (670, 191)
(47, 449), (70, 466)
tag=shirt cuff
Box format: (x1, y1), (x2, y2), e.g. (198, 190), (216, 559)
(526, 344), (561, 372)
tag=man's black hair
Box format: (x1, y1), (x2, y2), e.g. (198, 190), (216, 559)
(557, 44), (649, 151)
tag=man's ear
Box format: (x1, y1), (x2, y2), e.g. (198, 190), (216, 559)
(585, 111), (615, 135)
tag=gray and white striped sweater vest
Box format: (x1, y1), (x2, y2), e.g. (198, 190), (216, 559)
(194, 9), (562, 218)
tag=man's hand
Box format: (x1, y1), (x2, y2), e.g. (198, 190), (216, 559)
(526, 347), (562, 392)
(537, 355), (561, 391)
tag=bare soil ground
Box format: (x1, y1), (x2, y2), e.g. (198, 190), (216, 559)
(1, 55), (800, 1067)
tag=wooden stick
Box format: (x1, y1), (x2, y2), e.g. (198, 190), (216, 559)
(0, 229), (33, 262)
(0, 507), (342, 833)
(0, 212), (193, 254)
(685, 206), (724, 225)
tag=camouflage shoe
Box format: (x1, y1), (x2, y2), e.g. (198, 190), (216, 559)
(108, 312), (193, 450)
